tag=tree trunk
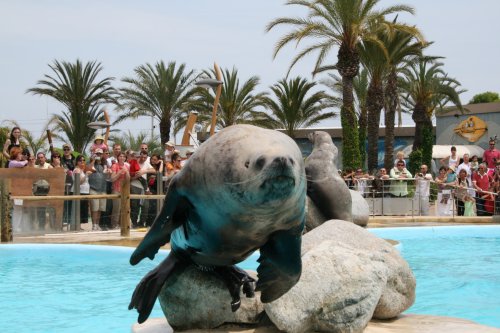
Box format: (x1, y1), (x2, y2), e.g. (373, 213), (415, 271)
(366, 81), (384, 173)
(411, 103), (430, 152)
(159, 114), (172, 146)
(337, 43), (361, 170)
(384, 70), (398, 170)
(358, 105), (368, 168)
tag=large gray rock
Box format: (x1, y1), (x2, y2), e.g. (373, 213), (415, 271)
(302, 220), (416, 319)
(158, 266), (263, 330)
(350, 189), (370, 227)
(265, 220), (415, 333)
(265, 241), (387, 333)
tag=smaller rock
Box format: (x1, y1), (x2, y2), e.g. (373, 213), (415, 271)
(158, 265), (264, 330)
(350, 189), (370, 227)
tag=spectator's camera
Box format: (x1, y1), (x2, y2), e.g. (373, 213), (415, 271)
(418, 173), (423, 177)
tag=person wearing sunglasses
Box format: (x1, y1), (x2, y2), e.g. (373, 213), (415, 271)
(483, 138), (500, 173)
(389, 161), (412, 197)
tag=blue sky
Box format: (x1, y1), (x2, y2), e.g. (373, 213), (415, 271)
(1, 0), (499, 143)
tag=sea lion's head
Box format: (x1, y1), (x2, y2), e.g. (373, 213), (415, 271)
(193, 125), (306, 207)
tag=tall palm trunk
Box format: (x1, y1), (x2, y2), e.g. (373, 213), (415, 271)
(411, 103), (428, 151)
(358, 106), (368, 168)
(366, 81), (384, 172)
(159, 115), (172, 145)
(384, 70), (398, 170)
(337, 44), (361, 169)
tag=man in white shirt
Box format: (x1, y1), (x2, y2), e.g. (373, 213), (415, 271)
(130, 151), (155, 227)
(35, 152), (53, 169)
(414, 164), (433, 216)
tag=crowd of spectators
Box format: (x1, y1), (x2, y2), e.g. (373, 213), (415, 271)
(2, 126), (194, 232)
(341, 139), (500, 217)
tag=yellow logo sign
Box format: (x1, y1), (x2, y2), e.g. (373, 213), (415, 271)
(453, 116), (488, 142)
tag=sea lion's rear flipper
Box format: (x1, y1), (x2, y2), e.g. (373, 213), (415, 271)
(129, 251), (187, 324)
(130, 178), (189, 265)
(255, 226), (302, 303)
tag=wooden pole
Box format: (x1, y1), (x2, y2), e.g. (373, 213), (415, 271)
(103, 109), (110, 147)
(210, 63), (223, 137)
(181, 112), (198, 146)
(1, 179), (13, 242)
(120, 176), (131, 237)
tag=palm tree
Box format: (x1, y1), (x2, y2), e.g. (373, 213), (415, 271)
(117, 61), (200, 145)
(322, 70), (368, 165)
(259, 77), (335, 137)
(27, 59), (117, 153)
(185, 67), (267, 132)
(267, 0), (417, 169)
(109, 130), (161, 154)
(383, 26), (425, 170)
(399, 57), (464, 167)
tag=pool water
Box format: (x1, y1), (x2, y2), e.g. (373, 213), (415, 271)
(0, 245), (259, 333)
(0, 225), (498, 332)
(370, 225), (500, 328)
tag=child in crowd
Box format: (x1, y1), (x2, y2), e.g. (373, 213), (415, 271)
(394, 151), (406, 167)
(90, 135), (108, 155)
(470, 155), (479, 173)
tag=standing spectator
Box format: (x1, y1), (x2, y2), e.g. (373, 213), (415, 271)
(50, 153), (63, 168)
(90, 135), (108, 155)
(393, 150), (406, 167)
(483, 138), (500, 174)
(34, 151), (52, 230)
(181, 148), (195, 167)
(352, 168), (373, 197)
(371, 167), (390, 197)
(470, 155), (479, 173)
(110, 152), (130, 229)
(455, 169), (471, 216)
(8, 147), (27, 168)
(130, 151), (154, 228)
(435, 166), (453, 216)
(3, 126), (22, 167)
(72, 155), (91, 224)
(8, 147), (27, 233)
(389, 161), (412, 197)
(61, 143), (75, 225)
(440, 146), (458, 169)
(108, 143), (122, 166)
(414, 164), (433, 215)
(88, 148), (109, 231)
(473, 163), (493, 216)
(35, 152), (53, 169)
(493, 161), (500, 215)
(164, 141), (175, 163)
(145, 153), (164, 227)
(140, 143), (150, 163)
(100, 148), (113, 229)
(456, 153), (474, 198)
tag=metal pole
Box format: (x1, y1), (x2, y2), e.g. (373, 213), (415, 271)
(156, 172), (163, 216)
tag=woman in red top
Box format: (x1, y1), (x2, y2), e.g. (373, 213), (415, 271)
(110, 152), (129, 228)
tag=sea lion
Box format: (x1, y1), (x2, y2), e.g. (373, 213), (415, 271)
(305, 131), (352, 224)
(129, 124), (306, 323)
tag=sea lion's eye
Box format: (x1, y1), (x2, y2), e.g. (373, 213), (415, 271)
(245, 161), (249, 168)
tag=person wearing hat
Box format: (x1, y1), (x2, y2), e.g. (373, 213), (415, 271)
(90, 134), (108, 155)
(164, 141), (175, 163)
(181, 148), (195, 167)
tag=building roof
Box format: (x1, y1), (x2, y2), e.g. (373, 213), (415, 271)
(280, 126), (433, 139)
(437, 101), (500, 117)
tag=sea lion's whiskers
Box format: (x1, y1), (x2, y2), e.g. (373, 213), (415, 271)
(224, 172), (267, 186)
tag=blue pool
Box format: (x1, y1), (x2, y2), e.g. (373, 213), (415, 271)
(0, 225), (499, 332)
(370, 225), (500, 328)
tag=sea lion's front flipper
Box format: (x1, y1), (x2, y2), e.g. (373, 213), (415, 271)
(129, 251), (187, 324)
(213, 265), (256, 312)
(130, 178), (189, 265)
(255, 226), (302, 303)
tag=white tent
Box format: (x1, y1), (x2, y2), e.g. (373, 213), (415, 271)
(402, 145), (484, 159)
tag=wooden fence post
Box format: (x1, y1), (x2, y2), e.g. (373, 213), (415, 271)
(120, 176), (130, 237)
(1, 179), (13, 242)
